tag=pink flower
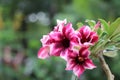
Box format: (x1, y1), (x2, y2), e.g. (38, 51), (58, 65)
(38, 19), (78, 59)
(77, 26), (98, 46)
(49, 22), (78, 59)
(65, 46), (96, 77)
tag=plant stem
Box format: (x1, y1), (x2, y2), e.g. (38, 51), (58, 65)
(71, 74), (78, 80)
(98, 53), (114, 80)
(75, 76), (78, 80)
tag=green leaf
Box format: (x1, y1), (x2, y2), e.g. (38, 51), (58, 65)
(111, 33), (120, 41)
(109, 18), (120, 38)
(100, 31), (108, 38)
(85, 19), (96, 28)
(116, 43), (120, 48)
(99, 19), (109, 34)
(76, 22), (83, 28)
(103, 50), (118, 58)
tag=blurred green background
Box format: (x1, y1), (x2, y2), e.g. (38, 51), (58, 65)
(0, 0), (120, 80)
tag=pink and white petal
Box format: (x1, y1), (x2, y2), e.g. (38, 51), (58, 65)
(81, 50), (90, 58)
(70, 35), (79, 44)
(50, 43), (63, 56)
(57, 19), (67, 25)
(73, 64), (85, 77)
(94, 21), (100, 29)
(67, 50), (78, 59)
(63, 23), (74, 38)
(90, 33), (98, 44)
(38, 46), (50, 59)
(40, 35), (49, 45)
(79, 46), (90, 58)
(84, 59), (96, 69)
(55, 19), (67, 32)
(83, 42), (93, 46)
(76, 31), (82, 39)
(79, 26), (91, 38)
(60, 49), (69, 60)
(49, 32), (63, 41)
(65, 59), (76, 70)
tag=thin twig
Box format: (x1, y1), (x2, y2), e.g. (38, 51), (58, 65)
(98, 53), (114, 80)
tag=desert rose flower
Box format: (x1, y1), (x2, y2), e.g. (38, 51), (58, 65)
(65, 46), (96, 77)
(49, 22), (78, 59)
(38, 19), (78, 59)
(77, 26), (98, 46)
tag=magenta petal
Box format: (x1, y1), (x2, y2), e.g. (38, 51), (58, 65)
(38, 46), (49, 59)
(63, 23), (74, 37)
(49, 32), (63, 41)
(90, 32), (98, 44)
(65, 59), (76, 70)
(54, 19), (67, 32)
(73, 64), (84, 77)
(83, 42), (93, 46)
(50, 43), (63, 56)
(60, 49), (69, 60)
(70, 36), (79, 45)
(57, 19), (67, 25)
(40, 35), (50, 45)
(81, 49), (90, 58)
(84, 59), (96, 69)
(67, 50), (77, 59)
(79, 47), (90, 58)
(79, 26), (91, 38)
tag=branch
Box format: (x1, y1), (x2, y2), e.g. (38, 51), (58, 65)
(98, 53), (114, 80)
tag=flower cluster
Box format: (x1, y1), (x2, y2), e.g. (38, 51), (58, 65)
(38, 19), (99, 77)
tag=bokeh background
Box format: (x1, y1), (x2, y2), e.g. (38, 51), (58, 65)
(0, 0), (120, 80)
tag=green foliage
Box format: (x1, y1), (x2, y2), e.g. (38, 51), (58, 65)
(99, 19), (109, 33)
(109, 18), (120, 39)
(91, 18), (120, 58)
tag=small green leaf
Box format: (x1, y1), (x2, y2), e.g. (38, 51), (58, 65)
(103, 50), (118, 58)
(111, 33), (120, 41)
(76, 22), (84, 28)
(100, 31), (108, 38)
(109, 18), (120, 38)
(99, 19), (109, 33)
(85, 19), (96, 28)
(116, 43), (120, 48)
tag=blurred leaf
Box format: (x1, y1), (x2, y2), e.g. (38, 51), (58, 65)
(28, 39), (40, 49)
(109, 18), (120, 38)
(100, 31), (108, 38)
(85, 19), (96, 28)
(99, 19), (109, 33)
(103, 50), (117, 57)
(116, 43), (120, 48)
(76, 22), (83, 29)
(110, 33), (120, 41)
